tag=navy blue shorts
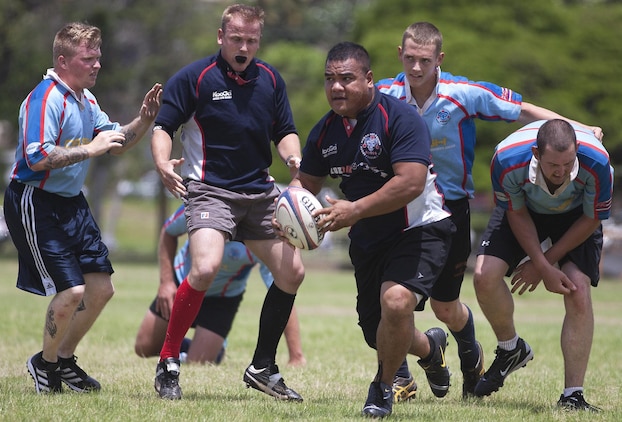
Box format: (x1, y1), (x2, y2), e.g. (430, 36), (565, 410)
(149, 290), (244, 338)
(432, 198), (471, 302)
(3, 181), (113, 296)
(349, 218), (455, 348)
(477, 206), (603, 286)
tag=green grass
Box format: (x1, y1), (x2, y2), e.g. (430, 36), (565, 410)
(0, 255), (621, 421)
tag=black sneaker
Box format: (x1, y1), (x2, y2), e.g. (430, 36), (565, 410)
(27, 352), (62, 394)
(474, 337), (533, 397)
(59, 355), (101, 392)
(362, 381), (393, 418)
(154, 358), (182, 400)
(243, 364), (303, 401)
(461, 341), (484, 398)
(392, 373), (417, 403)
(557, 391), (602, 412)
(417, 327), (451, 398)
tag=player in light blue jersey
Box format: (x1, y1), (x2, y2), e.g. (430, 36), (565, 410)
(3, 22), (161, 395)
(377, 21), (603, 400)
(472, 120), (612, 411)
(134, 204), (306, 366)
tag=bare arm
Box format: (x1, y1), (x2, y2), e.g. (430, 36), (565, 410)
(155, 226), (179, 320)
(518, 102), (603, 140)
(109, 83), (162, 155)
(306, 161), (427, 232)
(151, 128), (185, 198)
(276, 133), (303, 179)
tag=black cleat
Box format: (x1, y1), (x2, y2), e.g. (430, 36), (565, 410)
(27, 352), (62, 394)
(417, 327), (451, 398)
(362, 381), (393, 418)
(557, 391), (602, 412)
(392, 373), (417, 403)
(474, 337), (533, 397)
(461, 341), (484, 398)
(243, 364), (303, 401)
(155, 358), (182, 400)
(59, 355), (101, 392)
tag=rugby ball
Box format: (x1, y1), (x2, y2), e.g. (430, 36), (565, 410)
(275, 187), (324, 250)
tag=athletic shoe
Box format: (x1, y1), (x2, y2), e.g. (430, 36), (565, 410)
(27, 352), (62, 394)
(243, 364), (303, 401)
(417, 327), (451, 398)
(557, 391), (602, 412)
(392, 373), (417, 403)
(474, 337), (534, 397)
(461, 341), (484, 398)
(154, 358), (182, 400)
(59, 355), (101, 392)
(362, 381), (393, 418)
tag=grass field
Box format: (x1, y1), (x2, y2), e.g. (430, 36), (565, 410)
(0, 253), (620, 421)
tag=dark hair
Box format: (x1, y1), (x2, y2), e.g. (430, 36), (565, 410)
(536, 119), (577, 153)
(326, 42), (371, 73)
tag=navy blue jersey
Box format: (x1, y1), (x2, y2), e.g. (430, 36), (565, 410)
(155, 53), (298, 193)
(301, 89), (450, 251)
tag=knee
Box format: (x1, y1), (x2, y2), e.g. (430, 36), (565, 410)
(430, 300), (455, 324)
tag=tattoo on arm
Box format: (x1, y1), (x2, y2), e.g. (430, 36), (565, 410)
(46, 309), (58, 339)
(45, 146), (89, 169)
(120, 129), (136, 146)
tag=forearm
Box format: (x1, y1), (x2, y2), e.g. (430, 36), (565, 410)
(277, 133), (302, 178)
(507, 208), (550, 268)
(111, 116), (153, 154)
(30, 146), (90, 171)
(151, 129), (174, 168)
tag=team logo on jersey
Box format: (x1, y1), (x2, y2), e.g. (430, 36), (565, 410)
(212, 90), (233, 101)
(360, 133), (382, 159)
(436, 109), (451, 125)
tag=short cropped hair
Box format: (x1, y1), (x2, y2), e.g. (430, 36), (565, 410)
(326, 41), (371, 74)
(402, 22), (443, 55)
(536, 119), (577, 153)
(221, 3), (265, 33)
(53, 22), (101, 64)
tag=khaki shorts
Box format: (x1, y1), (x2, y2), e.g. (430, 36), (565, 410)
(183, 180), (280, 242)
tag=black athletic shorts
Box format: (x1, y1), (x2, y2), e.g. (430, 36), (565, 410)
(349, 217), (455, 347)
(432, 198), (471, 302)
(477, 206), (603, 286)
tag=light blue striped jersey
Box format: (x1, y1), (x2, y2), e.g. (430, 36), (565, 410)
(377, 70), (522, 200)
(491, 120), (613, 219)
(9, 69), (120, 197)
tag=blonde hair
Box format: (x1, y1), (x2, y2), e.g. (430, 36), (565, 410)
(53, 22), (101, 64)
(402, 22), (443, 55)
(221, 4), (265, 33)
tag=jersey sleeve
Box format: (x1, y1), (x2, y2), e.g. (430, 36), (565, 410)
(163, 204), (188, 237)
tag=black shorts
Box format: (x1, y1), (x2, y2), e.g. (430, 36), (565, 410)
(432, 198), (471, 302)
(349, 218), (454, 346)
(3, 181), (113, 296)
(149, 292), (244, 338)
(477, 206), (603, 286)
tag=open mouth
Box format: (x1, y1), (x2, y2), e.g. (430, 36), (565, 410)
(235, 55), (247, 64)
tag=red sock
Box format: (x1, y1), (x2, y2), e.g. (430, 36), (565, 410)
(159, 279), (204, 361)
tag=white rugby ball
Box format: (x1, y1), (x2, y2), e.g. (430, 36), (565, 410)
(275, 187), (324, 250)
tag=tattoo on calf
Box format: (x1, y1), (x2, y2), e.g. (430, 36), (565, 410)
(46, 309), (57, 338)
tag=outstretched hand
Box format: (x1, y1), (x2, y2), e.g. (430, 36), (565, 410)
(140, 83), (162, 121)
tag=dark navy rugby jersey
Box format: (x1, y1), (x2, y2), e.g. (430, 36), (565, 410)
(301, 89), (450, 251)
(155, 52), (297, 193)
